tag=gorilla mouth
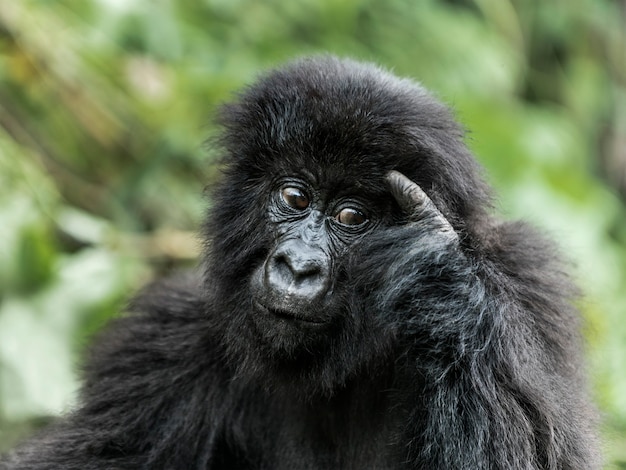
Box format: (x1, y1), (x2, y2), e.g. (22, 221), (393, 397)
(255, 301), (328, 325)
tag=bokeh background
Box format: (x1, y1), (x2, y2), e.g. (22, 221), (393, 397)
(0, 0), (624, 466)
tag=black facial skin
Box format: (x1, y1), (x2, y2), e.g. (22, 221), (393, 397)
(0, 56), (600, 470)
(250, 177), (376, 326)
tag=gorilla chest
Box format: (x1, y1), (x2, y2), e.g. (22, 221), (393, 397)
(213, 391), (403, 470)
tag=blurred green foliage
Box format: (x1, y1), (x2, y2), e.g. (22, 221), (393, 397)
(0, 0), (625, 466)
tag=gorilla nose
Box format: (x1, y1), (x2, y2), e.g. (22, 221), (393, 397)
(265, 242), (330, 303)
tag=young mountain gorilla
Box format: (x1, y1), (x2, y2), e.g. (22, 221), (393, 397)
(2, 56), (599, 469)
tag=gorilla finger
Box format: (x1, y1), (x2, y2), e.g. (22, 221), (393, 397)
(386, 171), (455, 233)
(386, 170), (426, 214)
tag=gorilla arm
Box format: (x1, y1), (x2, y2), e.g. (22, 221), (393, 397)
(0, 274), (230, 470)
(355, 172), (599, 469)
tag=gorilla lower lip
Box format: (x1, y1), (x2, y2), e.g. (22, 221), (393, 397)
(256, 302), (326, 325)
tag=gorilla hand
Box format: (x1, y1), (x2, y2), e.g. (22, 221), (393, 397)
(350, 171), (464, 318)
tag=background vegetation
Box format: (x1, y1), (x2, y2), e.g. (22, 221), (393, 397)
(0, 0), (624, 466)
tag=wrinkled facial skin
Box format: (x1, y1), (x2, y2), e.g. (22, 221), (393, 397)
(249, 175), (382, 334)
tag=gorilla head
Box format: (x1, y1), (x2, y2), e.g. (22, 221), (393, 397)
(204, 56), (491, 395)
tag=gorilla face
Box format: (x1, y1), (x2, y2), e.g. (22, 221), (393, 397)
(248, 172), (389, 353)
(206, 55), (485, 392)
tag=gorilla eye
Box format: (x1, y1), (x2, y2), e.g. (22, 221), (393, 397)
(335, 207), (367, 226)
(281, 187), (309, 210)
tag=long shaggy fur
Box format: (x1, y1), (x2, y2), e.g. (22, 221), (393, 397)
(1, 56), (600, 469)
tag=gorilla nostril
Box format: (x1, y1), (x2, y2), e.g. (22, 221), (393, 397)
(275, 252), (321, 281)
(291, 259), (322, 281)
(273, 254), (292, 276)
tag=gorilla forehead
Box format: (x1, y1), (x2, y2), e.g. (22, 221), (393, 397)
(219, 56), (458, 177)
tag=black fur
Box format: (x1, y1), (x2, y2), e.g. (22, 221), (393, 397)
(1, 56), (599, 469)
